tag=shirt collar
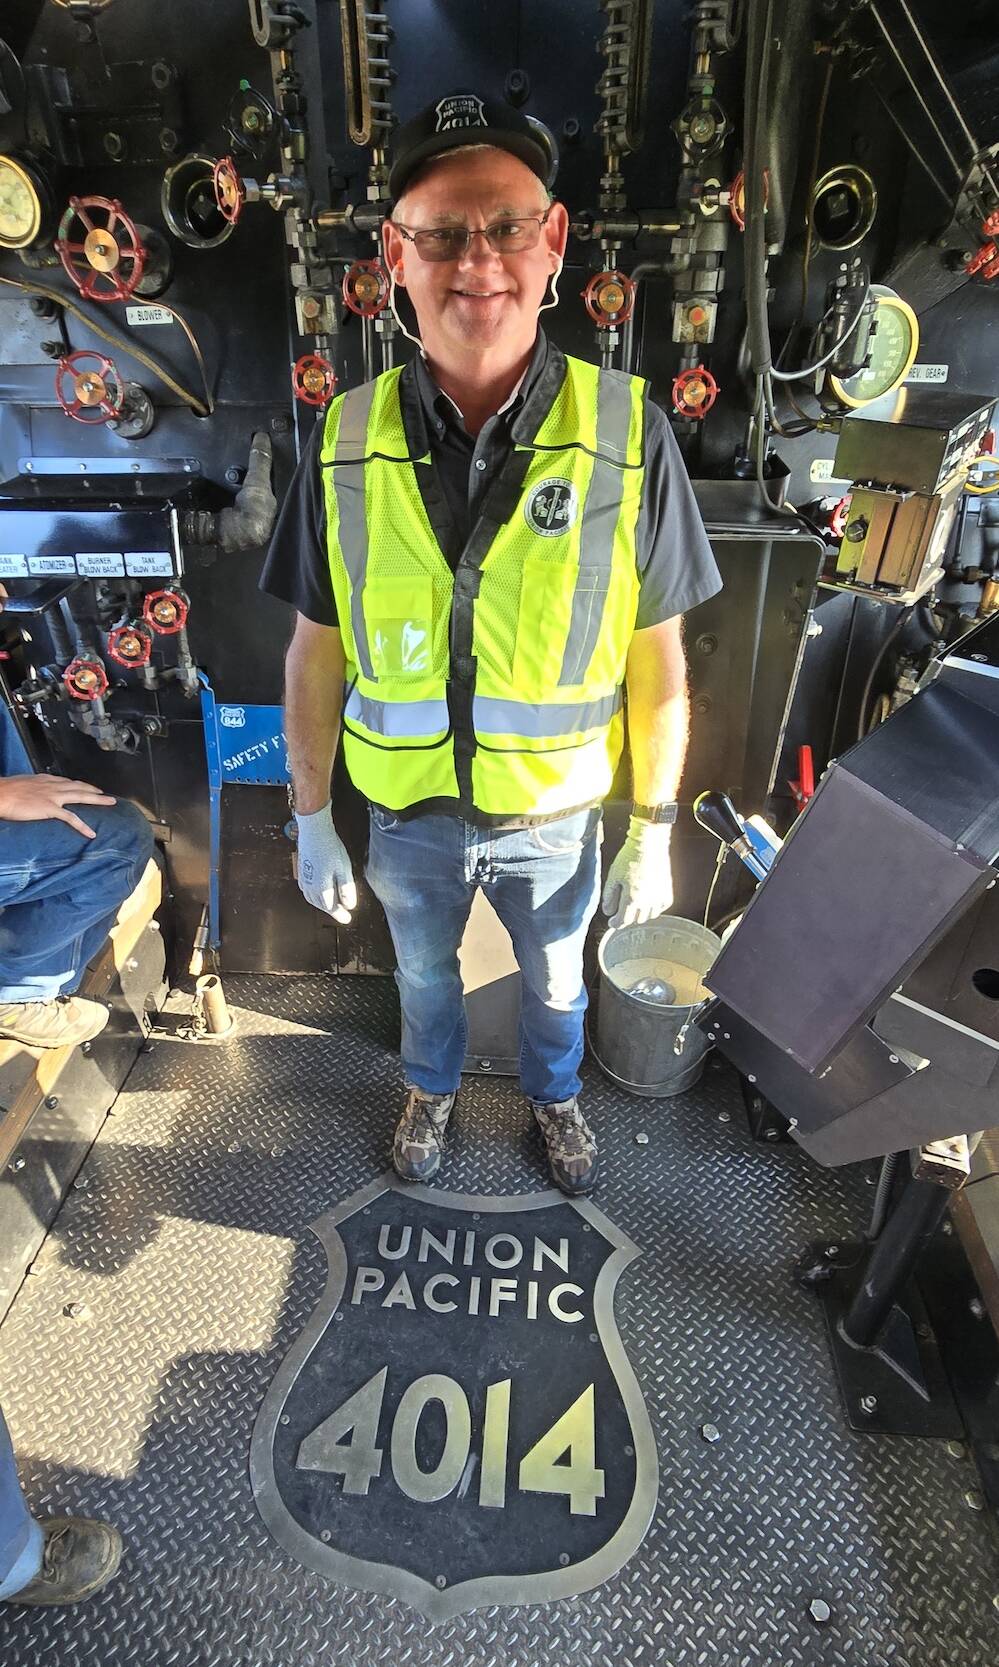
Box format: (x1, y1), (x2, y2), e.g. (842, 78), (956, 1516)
(414, 331), (550, 435)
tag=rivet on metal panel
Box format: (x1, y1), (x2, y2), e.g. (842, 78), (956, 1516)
(635, 1132), (649, 1146)
(946, 1440), (965, 1458)
(808, 1598), (832, 1625)
(718, 1111), (731, 1123)
(859, 1394), (878, 1416)
(64, 1301), (90, 1319)
(965, 1490), (986, 1512)
(435, 1575), (447, 1589)
(700, 1423), (721, 1443)
(558, 1552), (570, 1566)
(45, 1095), (59, 1110)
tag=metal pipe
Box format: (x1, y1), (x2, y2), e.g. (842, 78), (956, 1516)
(869, 83), (954, 211)
(865, 3), (965, 181)
(866, 1151), (902, 1240)
(195, 973), (234, 1037)
(841, 1170), (952, 1349)
(895, 0), (994, 185)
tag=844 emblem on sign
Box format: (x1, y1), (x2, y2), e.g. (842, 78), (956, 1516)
(250, 1175), (658, 1621)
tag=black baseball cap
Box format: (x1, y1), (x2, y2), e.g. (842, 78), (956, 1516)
(389, 91), (556, 203)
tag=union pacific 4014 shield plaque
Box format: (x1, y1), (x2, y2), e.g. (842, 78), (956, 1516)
(250, 1175), (658, 1622)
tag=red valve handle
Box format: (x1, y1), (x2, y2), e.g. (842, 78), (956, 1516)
(54, 350), (125, 424)
(142, 588), (190, 636)
(342, 259), (391, 317)
(213, 156), (246, 225)
(671, 366), (719, 419)
(829, 494), (852, 540)
(292, 353), (338, 407)
(728, 168), (769, 231)
(54, 195), (147, 302)
(581, 270), (636, 327)
(107, 621), (154, 668)
(63, 657), (109, 701)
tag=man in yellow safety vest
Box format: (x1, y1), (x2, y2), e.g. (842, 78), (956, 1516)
(260, 92), (721, 1195)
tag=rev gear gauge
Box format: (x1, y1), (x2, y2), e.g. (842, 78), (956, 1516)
(0, 155), (51, 249)
(824, 287), (919, 410)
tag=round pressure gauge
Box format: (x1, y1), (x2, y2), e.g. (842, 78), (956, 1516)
(0, 154), (44, 248)
(826, 286), (920, 409)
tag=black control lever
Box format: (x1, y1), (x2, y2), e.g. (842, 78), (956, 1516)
(693, 790), (769, 881)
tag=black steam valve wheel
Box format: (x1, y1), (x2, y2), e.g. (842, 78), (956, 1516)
(581, 270), (636, 327)
(213, 155), (246, 225)
(54, 350), (125, 424)
(292, 352), (338, 407)
(142, 588), (190, 636)
(107, 621), (154, 668)
(63, 657), (109, 702)
(342, 258), (391, 317)
(671, 366), (719, 420)
(54, 195), (147, 302)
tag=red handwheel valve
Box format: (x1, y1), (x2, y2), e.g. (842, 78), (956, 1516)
(143, 588), (190, 636)
(581, 270), (636, 327)
(54, 351), (124, 424)
(342, 259), (391, 317)
(107, 621), (154, 667)
(63, 657), (109, 701)
(292, 353), (337, 407)
(213, 156), (246, 225)
(54, 195), (147, 302)
(672, 366), (719, 419)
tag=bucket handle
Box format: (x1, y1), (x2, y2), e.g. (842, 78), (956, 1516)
(585, 996), (712, 1095)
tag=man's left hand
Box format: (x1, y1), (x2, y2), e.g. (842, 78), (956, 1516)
(601, 816), (674, 929)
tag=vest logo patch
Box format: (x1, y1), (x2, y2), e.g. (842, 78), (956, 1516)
(435, 94), (487, 133)
(525, 478), (578, 537)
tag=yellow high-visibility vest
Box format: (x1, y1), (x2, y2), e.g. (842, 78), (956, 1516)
(319, 351), (646, 816)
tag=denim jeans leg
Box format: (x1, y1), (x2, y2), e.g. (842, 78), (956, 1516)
(0, 707), (32, 777)
(365, 812), (474, 1096)
(488, 809), (603, 1104)
(0, 801), (154, 1003)
(0, 1401), (44, 1600)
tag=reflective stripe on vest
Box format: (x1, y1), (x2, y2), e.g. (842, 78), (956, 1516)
(320, 354), (645, 816)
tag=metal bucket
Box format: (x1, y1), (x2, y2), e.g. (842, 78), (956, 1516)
(593, 916), (721, 1097)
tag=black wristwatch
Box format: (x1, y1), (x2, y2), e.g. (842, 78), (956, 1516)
(632, 801), (679, 825)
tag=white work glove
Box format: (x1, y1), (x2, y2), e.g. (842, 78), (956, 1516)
(601, 816), (674, 929)
(294, 801), (356, 923)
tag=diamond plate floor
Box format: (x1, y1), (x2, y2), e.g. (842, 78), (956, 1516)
(1, 975), (997, 1666)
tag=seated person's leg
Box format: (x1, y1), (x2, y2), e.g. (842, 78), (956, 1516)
(0, 776), (155, 1048)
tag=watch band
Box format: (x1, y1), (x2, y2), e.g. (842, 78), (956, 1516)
(632, 801), (678, 825)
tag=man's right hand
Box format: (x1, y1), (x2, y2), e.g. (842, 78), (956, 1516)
(294, 801), (357, 923)
(0, 774), (117, 840)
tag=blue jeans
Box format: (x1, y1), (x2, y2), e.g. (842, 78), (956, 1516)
(0, 1401), (43, 1599)
(0, 706), (154, 1003)
(366, 805), (602, 1103)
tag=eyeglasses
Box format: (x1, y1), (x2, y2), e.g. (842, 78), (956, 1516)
(391, 208), (552, 263)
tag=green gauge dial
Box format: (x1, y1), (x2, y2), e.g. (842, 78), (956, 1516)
(0, 155), (43, 249)
(827, 286), (920, 409)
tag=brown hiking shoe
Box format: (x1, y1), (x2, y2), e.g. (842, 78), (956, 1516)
(392, 1088), (456, 1182)
(0, 997), (110, 1050)
(7, 1516), (123, 1606)
(533, 1097), (599, 1195)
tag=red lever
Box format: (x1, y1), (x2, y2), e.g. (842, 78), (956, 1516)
(789, 744), (815, 809)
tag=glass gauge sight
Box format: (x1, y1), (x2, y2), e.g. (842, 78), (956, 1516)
(826, 286), (920, 409)
(0, 155), (46, 249)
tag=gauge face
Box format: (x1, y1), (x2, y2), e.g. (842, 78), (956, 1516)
(0, 155), (42, 248)
(829, 288), (920, 408)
